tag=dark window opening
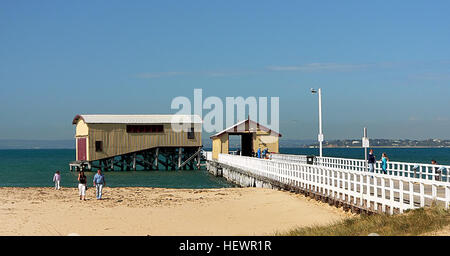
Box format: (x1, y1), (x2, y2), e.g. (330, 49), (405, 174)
(126, 125), (164, 133)
(187, 127), (195, 139)
(95, 141), (103, 152)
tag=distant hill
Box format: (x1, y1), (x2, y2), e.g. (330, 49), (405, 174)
(5, 138), (446, 150)
(306, 139), (450, 148)
(279, 139), (316, 148)
(0, 138), (313, 150)
(0, 140), (75, 149)
(202, 138), (315, 148)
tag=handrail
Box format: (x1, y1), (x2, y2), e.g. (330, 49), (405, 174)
(271, 154), (449, 182)
(217, 153), (450, 214)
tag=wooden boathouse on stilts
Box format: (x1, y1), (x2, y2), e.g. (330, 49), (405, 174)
(69, 114), (203, 172)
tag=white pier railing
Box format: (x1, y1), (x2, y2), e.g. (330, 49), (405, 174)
(271, 154), (449, 182)
(203, 151), (213, 161)
(217, 153), (450, 214)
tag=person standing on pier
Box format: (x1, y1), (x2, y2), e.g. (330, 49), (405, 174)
(431, 160), (442, 181)
(78, 171), (87, 200)
(53, 171), (61, 190)
(381, 153), (389, 174)
(263, 148), (268, 159)
(93, 169), (106, 200)
(368, 149), (376, 173)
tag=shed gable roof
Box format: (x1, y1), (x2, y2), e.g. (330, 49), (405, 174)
(210, 119), (281, 138)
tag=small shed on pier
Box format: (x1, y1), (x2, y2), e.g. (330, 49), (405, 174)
(210, 118), (281, 160)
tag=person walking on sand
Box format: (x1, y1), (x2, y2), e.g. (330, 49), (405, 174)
(368, 149), (376, 173)
(93, 169), (106, 200)
(53, 171), (61, 190)
(381, 153), (389, 174)
(257, 148), (261, 159)
(78, 171), (87, 200)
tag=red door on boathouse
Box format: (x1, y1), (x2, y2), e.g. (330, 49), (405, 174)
(77, 137), (87, 161)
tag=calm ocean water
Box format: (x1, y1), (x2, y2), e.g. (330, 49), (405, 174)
(0, 149), (232, 188)
(0, 148), (449, 187)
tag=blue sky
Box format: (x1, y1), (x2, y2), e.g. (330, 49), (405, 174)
(1, 1), (450, 140)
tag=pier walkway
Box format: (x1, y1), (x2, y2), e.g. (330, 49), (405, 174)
(205, 152), (450, 215)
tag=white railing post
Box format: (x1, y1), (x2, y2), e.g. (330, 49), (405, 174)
(372, 175), (376, 212)
(366, 174), (372, 211)
(432, 183), (437, 202)
(420, 183), (425, 207)
(446, 185), (449, 210)
(399, 180), (404, 213)
(360, 172), (364, 207)
(381, 177), (386, 213)
(409, 181), (415, 209)
(389, 178), (394, 214)
(353, 172), (357, 205)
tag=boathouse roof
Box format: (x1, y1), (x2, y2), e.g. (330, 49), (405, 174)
(72, 114), (202, 125)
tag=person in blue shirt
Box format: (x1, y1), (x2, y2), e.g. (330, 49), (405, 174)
(431, 160), (443, 181)
(257, 148), (261, 158)
(368, 149), (376, 173)
(93, 169), (106, 200)
(381, 153), (389, 174)
(262, 148), (268, 159)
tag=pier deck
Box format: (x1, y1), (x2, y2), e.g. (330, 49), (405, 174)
(206, 152), (450, 215)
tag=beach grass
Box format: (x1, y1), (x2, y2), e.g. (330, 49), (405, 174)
(280, 206), (450, 236)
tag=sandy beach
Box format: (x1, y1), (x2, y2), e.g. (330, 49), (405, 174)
(0, 186), (350, 236)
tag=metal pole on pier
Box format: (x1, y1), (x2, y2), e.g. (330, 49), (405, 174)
(363, 127), (369, 171)
(311, 88), (324, 157)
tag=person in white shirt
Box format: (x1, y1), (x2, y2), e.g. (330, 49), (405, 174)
(53, 171), (61, 190)
(78, 171), (87, 200)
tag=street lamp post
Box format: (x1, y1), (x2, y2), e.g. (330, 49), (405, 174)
(311, 88), (324, 157)
(363, 127), (370, 171)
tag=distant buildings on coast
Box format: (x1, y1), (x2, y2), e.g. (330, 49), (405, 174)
(207, 138), (450, 149)
(304, 139), (450, 148)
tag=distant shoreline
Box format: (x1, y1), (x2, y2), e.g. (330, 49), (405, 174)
(1, 146), (450, 150)
(302, 146), (450, 149)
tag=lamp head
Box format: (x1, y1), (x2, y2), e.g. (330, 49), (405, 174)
(311, 88), (317, 94)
